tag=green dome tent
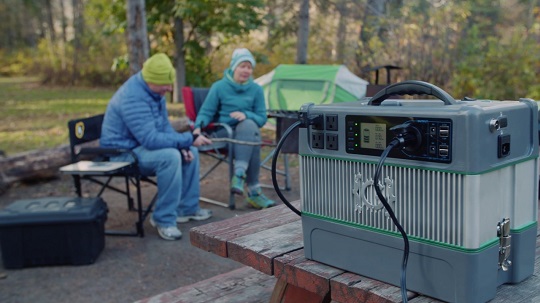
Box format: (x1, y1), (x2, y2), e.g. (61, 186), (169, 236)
(255, 64), (369, 111)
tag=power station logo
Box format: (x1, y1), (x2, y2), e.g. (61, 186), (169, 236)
(352, 172), (396, 217)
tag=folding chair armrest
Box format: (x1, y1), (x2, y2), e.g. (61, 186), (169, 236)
(207, 122), (233, 138)
(79, 147), (139, 164)
(80, 147), (128, 155)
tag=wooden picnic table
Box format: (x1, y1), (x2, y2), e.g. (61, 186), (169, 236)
(190, 201), (540, 303)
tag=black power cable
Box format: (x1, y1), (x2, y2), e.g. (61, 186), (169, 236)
(271, 120), (302, 216)
(272, 115), (415, 302)
(373, 134), (418, 303)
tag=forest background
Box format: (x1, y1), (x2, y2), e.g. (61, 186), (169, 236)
(1, 0), (540, 104)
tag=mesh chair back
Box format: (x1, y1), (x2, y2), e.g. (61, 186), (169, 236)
(192, 88), (210, 114)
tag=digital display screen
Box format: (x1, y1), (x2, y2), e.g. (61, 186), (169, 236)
(360, 122), (386, 150)
(345, 115), (452, 163)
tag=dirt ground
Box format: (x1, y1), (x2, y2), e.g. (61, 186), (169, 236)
(0, 148), (301, 303)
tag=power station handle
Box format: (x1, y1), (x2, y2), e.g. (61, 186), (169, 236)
(368, 80), (456, 106)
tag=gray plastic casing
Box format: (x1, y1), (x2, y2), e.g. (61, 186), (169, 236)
(298, 98), (538, 302)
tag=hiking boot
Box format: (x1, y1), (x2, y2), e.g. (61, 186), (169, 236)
(246, 190), (276, 209)
(231, 173), (246, 195)
(150, 217), (182, 240)
(177, 208), (213, 223)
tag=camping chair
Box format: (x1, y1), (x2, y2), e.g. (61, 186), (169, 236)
(59, 114), (157, 237)
(182, 87), (234, 209)
(264, 109), (296, 174)
(182, 87), (290, 210)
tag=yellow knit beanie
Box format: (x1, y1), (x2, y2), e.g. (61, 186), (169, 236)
(141, 53), (176, 85)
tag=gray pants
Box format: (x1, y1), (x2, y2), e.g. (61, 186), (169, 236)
(214, 119), (261, 189)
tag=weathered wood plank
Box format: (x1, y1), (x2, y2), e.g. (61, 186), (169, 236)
(190, 199), (540, 303)
(190, 201), (301, 257)
(408, 297), (442, 303)
(133, 266), (275, 303)
(271, 277), (332, 302)
(274, 248), (343, 299)
(330, 272), (416, 303)
(226, 220), (304, 275)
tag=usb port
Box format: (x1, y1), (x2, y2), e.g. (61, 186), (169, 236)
(439, 146), (449, 156)
(439, 126), (449, 137)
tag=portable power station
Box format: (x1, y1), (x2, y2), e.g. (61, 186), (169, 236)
(297, 81), (538, 302)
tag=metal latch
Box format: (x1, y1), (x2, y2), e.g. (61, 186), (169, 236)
(497, 218), (512, 271)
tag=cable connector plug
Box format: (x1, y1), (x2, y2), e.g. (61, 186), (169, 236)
(297, 103), (322, 128)
(390, 121), (422, 151)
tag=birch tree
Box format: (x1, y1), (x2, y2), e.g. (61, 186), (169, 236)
(126, 0), (149, 75)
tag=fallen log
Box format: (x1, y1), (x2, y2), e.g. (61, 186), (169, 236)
(0, 144), (71, 193)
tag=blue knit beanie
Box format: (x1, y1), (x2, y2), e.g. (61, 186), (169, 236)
(229, 48), (256, 72)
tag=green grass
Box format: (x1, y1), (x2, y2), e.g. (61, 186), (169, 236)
(0, 77), (184, 155)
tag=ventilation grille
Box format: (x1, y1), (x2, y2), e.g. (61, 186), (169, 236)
(301, 156), (465, 246)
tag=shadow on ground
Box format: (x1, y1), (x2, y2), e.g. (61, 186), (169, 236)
(0, 150), (300, 303)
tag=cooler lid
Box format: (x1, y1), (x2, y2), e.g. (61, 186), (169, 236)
(0, 197), (107, 225)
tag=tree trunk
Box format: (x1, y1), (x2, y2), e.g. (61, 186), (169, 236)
(45, 0), (56, 42)
(356, 0), (386, 71)
(126, 0), (149, 75)
(45, 0), (57, 70)
(3, 0), (16, 50)
(266, 0), (277, 52)
(71, 0), (84, 85)
(59, 0), (68, 70)
(296, 0), (310, 64)
(173, 16), (186, 103)
(335, 0), (348, 63)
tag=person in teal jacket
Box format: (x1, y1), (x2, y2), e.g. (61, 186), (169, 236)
(193, 48), (275, 209)
(101, 53), (212, 240)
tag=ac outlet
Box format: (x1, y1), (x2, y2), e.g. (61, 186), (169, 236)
(326, 114), (338, 131)
(312, 118), (324, 130)
(326, 134), (338, 150)
(312, 132), (324, 149)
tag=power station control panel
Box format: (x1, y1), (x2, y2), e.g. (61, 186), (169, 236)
(345, 115), (452, 163)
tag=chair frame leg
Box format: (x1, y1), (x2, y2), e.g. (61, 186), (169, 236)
(260, 148), (291, 191)
(73, 175), (156, 238)
(227, 141), (235, 210)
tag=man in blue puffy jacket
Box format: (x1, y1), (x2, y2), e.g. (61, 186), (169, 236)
(101, 53), (212, 240)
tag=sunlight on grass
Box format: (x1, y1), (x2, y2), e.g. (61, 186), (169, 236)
(0, 77), (113, 155)
(0, 128), (68, 152)
(0, 77), (185, 155)
(0, 77), (40, 84)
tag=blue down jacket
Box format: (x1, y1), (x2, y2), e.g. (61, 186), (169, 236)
(100, 72), (193, 150)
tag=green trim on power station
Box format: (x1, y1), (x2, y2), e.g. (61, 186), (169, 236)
(302, 212), (538, 253)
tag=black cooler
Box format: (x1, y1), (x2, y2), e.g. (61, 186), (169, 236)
(0, 197), (107, 269)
